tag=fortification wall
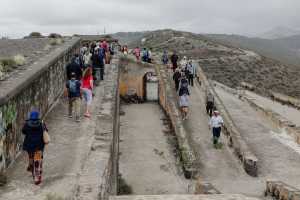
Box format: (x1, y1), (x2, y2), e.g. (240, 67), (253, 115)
(0, 37), (81, 172)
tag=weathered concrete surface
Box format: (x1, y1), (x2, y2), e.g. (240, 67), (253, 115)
(0, 62), (119, 200)
(0, 37), (80, 172)
(110, 194), (262, 200)
(243, 90), (300, 144)
(120, 103), (190, 195)
(196, 63), (258, 177)
(214, 86), (300, 189)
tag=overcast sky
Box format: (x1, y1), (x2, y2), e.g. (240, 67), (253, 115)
(0, 0), (300, 38)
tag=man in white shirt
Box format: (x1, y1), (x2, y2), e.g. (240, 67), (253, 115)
(209, 110), (224, 147)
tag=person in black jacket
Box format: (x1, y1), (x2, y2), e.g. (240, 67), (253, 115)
(170, 51), (179, 72)
(66, 55), (82, 80)
(173, 68), (181, 91)
(22, 111), (47, 185)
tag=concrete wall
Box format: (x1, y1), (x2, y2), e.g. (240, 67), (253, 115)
(119, 57), (155, 99)
(0, 37), (81, 172)
(196, 63), (258, 177)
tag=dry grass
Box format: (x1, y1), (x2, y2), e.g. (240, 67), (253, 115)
(13, 54), (26, 66)
(49, 38), (64, 46)
(45, 193), (65, 200)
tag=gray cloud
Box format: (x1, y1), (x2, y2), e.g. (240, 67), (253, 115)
(0, 0), (300, 38)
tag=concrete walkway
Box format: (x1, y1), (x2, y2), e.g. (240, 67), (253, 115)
(182, 82), (263, 196)
(0, 79), (104, 199)
(119, 103), (189, 195)
(215, 86), (300, 189)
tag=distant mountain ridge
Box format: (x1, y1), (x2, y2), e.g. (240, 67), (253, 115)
(206, 33), (300, 68)
(258, 26), (300, 39)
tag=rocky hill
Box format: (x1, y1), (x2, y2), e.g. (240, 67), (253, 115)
(120, 29), (300, 98)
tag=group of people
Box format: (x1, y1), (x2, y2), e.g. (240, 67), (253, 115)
(167, 51), (223, 148)
(22, 41), (114, 185)
(131, 47), (153, 63)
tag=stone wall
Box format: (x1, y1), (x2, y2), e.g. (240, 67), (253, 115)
(266, 181), (300, 200)
(196, 63), (258, 177)
(0, 37), (81, 172)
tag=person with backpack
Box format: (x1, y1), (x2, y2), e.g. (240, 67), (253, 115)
(66, 55), (82, 80)
(81, 67), (93, 118)
(171, 51), (179, 72)
(179, 93), (189, 120)
(209, 110), (224, 148)
(187, 60), (196, 86)
(65, 72), (82, 122)
(173, 68), (181, 91)
(91, 47), (104, 85)
(22, 110), (48, 185)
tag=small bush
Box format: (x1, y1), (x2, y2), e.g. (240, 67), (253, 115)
(29, 32), (43, 38)
(13, 54), (26, 66)
(118, 174), (133, 195)
(49, 38), (64, 46)
(48, 33), (62, 38)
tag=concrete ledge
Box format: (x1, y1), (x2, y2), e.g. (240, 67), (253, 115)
(266, 181), (300, 200)
(74, 59), (120, 200)
(244, 96), (300, 145)
(196, 63), (258, 177)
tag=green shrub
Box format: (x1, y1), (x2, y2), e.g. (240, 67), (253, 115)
(13, 54), (26, 66)
(29, 32), (43, 38)
(48, 33), (62, 39)
(118, 174), (133, 195)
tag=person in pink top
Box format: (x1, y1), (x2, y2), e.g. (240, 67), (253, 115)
(134, 47), (141, 61)
(81, 66), (93, 118)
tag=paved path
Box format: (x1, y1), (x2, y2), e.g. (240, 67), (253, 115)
(0, 81), (104, 200)
(182, 82), (263, 196)
(245, 90), (300, 126)
(119, 103), (189, 195)
(215, 86), (300, 189)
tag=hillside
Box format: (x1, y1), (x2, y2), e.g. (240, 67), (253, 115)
(119, 29), (300, 98)
(206, 34), (300, 67)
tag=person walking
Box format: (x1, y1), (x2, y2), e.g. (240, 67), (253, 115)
(173, 68), (181, 91)
(134, 47), (141, 61)
(162, 50), (169, 65)
(171, 51), (179, 72)
(178, 74), (190, 97)
(206, 92), (215, 117)
(209, 111), (224, 148)
(187, 60), (196, 86)
(179, 93), (189, 120)
(81, 67), (93, 118)
(22, 110), (48, 185)
(180, 56), (188, 69)
(65, 72), (82, 122)
(142, 48), (149, 62)
(91, 48), (104, 85)
(66, 55), (82, 80)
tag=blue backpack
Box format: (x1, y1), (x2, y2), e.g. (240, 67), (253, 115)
(69, 80), (78, 94)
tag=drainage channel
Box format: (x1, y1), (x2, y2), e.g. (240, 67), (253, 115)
(118, 102), (191, 195)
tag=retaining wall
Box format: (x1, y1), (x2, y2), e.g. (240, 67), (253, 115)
(196, 63), (258, 177)
(0, 37), (81, 172)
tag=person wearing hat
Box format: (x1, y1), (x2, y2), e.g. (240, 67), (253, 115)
(209, 110), (224, 148)
(22, 110), (48, 185)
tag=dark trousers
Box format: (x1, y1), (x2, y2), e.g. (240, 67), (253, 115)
(175, 80), (180, 91)
(206, 101), (214, 117)
(188, 74), (194, 86)
(212, 127), (221, 144)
